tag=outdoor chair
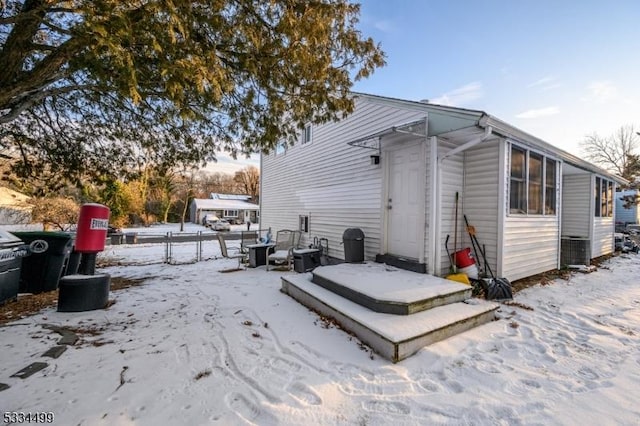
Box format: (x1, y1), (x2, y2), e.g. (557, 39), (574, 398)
(240, 230), (259, 254)
(217, 233), (247, 271)
(266, 229), (301, 271)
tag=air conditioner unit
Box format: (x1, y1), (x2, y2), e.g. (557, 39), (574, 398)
(561, 237), (591, 266)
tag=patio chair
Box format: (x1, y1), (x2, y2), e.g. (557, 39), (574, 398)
(266, 229), (301, 271)
(217, 233), (247, 271)
(240, 230), (259, 254)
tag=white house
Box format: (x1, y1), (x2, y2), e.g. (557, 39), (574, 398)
(190, 193), (259, 225)
(614, 188), (639, 225)
(260, 93), (626, 282)
(0, 186), (31, 225)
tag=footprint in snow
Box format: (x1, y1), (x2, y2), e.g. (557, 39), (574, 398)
(286, 381), (322, 405)
(362, 400), (410, 415)
(225, 392), (277, 425)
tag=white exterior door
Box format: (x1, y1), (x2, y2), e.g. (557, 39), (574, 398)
(386, 142), (423, 259)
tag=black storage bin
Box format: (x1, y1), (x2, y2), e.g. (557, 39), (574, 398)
(342, 228), (365, 263)
(110, 233), (123, 245)
(10, 231), (73, 294)
(293, 248), (321, 273)
(0, 230), (26, 304)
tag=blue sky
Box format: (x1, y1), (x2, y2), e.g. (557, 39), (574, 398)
(354, 0), (640, 152)
(211, 0), (639, 174)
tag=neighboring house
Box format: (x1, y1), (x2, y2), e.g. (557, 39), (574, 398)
(614, 189), (639, 225)
(190, 193), (259, 225)
(0, 186), (31, 224)
(260, 93), (626, 282)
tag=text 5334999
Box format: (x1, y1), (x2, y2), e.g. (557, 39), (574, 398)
(3, 412), (54, 423)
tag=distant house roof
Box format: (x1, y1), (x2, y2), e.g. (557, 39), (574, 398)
(191, 198), (259, 211)
(210, 193), (252, 201)
(0, 186), (29, 207)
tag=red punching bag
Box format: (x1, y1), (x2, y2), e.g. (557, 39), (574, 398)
(75, 204), (110, 253)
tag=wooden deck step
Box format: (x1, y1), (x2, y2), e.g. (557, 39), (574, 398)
(311, 263), (471, 315)
(282, 274), (499, 363)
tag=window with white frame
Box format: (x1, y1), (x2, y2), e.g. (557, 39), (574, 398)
(594, 177), (613, 217)
(509, 144), (557, 215)
(224, 210), (239, 218)
(303, 123), (312, 144)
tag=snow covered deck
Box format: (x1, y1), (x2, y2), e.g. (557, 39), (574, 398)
(311, 263), (471, 315)
(281, 263), (499, 362)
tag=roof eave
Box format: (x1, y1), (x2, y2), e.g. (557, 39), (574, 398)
(482, 116), (628, 186)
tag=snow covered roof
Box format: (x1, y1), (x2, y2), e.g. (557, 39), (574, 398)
(0, 186), (29, 207)
(210, 193), (252, 201)
(191, 198), (259, 211)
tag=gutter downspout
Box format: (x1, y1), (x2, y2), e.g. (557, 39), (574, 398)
(431, 122), (492, 276)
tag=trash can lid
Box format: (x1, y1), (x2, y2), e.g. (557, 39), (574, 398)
(0, 229), (22, 247)
(342, 228), (365, 240)
(8, 231), (73, 240)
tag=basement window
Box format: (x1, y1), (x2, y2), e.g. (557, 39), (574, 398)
(509, 144), (557, 216)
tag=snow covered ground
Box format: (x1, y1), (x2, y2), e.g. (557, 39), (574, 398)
(1, 224), (640, 425)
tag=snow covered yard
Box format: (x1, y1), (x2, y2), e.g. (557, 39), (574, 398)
(1, 238), (640, 425)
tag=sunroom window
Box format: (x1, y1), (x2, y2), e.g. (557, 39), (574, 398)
(509, 144), (557, 216)
(594, 177), (614, 217)
(509, 147), (526, 214)
(545, 158), (557, 214)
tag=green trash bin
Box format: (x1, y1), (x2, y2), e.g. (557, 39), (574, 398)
(0, 230), (26, 304)
(9, 231), (74, 294)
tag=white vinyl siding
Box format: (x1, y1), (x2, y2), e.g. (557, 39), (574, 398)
(437, 138), (464, 274)
(592, 216), (614, 257)
(561, 174), (591, 238)
(503, 216), (559, 281)
(462, 139), (500, 278)
(501, 142), (561, 281)
(261, 97), (426, 259)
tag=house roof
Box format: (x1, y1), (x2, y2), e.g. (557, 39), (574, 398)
(0, 186), (29, 206)
(191, 198), (259, 211)
(210, 193), (252, 201)
(354, 92), (627, 185)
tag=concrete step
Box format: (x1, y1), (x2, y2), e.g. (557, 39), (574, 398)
(311, 263), (472, 315)
(282, 274), (499, 363)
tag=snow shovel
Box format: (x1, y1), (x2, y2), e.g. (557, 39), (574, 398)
(480, 244), (513, 300)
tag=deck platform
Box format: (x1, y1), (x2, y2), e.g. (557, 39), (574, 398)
(312, 263), (471, 315)
(281, 263), (499, 362)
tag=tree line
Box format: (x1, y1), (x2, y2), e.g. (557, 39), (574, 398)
(1, 162), (259, 230)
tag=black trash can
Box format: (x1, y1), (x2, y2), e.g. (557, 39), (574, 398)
(293, 248), (321, 272)
(342, 228), (365, 263)
(10, 231), (74, 294)
(0, 230), (26, 304)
